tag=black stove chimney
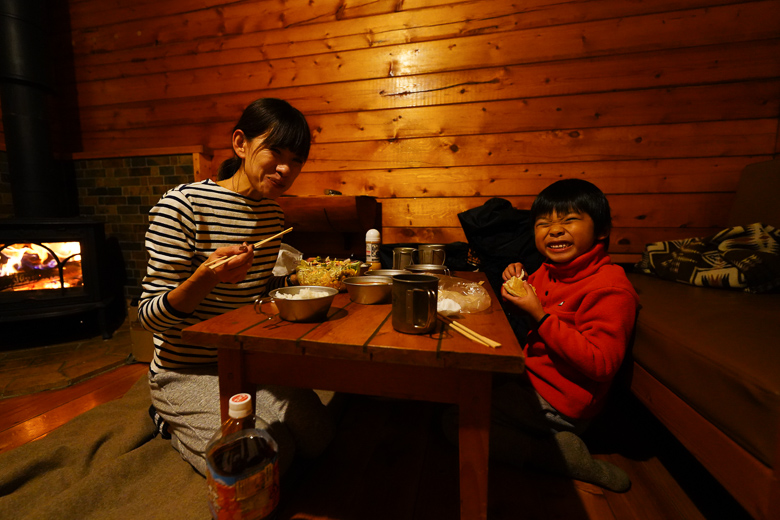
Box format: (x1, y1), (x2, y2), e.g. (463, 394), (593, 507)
(0, 0), (77, 218)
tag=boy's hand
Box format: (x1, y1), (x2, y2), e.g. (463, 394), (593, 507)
(501, 280), (546, 323)
(502, 262), (526, 282)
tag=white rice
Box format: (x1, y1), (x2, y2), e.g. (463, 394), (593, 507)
(276, 288), (331, 300)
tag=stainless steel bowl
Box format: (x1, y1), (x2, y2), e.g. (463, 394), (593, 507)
(255, 286), (338, 322)
(343, 276), (393, 304)
(404, 263), (451, 276)
(366, 269), (411, 278)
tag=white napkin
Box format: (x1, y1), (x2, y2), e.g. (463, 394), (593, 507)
(273, 243), (303, 276)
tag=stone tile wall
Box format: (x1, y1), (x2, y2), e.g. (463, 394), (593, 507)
(74, 155), (194, 300)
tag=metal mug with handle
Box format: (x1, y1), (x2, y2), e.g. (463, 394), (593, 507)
(392, 247), (418, 270)
(418, 244), (447, 265)
(391, 274), (438, 334)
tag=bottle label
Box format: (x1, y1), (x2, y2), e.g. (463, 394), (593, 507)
(207, 455), (279, 520)
(366, 242), (379, 263)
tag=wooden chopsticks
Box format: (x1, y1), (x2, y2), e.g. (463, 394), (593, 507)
(437, 313), (501, 349)
(203, 227), (293, 270)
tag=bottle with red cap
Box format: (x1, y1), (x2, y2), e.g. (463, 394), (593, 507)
(206, 393), (279, 520)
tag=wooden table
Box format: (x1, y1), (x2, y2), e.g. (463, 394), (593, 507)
(182, 271), (525, 520)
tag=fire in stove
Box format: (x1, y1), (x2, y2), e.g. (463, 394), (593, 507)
(0, 241), (83, 292)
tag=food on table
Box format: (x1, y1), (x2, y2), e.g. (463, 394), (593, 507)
(296, 257), (363, 291)
(275, 288), (332, 300)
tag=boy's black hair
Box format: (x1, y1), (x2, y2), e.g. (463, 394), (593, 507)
(530, 179), (612, 239)
(218, 98), (311, 180)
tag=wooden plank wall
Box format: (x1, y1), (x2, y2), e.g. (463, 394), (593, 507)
(9, 0), (780, 261)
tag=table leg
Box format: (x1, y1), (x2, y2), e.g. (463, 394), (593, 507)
(457, 370), (492, 520)
(217, 347), (250, 422)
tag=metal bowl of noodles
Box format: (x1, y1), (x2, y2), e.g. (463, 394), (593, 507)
(343, 276), (393, 304)
(254, 286), (338, 322)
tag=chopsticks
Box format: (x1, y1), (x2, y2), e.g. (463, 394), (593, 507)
(203, 227), (293, 270)
(437, 313), (501, 349)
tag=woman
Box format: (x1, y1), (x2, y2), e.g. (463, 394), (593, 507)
(138, 98), (336, 476)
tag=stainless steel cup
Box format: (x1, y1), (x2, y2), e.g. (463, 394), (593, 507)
(391, 274), (438, 334)
(392, 247), (417, 270)
(418, 244), (447, 265)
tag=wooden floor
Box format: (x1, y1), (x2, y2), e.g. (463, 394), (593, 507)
(0, 326), (754, 520)
(0, 319), (134, 399)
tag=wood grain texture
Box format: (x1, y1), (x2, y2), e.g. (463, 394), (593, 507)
(2, 0), (779, 261)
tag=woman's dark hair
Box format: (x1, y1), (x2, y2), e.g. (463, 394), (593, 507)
(530, 178), (612, 239)
(218, 98), (311, 180)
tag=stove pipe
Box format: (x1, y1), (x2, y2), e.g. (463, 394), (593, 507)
(0, 0), (77, 218)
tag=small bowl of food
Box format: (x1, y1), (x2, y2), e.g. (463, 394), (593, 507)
(255, 286), (338, 322)
(343, 276), (393, 305)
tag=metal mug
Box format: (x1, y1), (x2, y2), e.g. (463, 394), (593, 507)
(392, 247), (418, 270)
(391, 274), (438, 334)
(418, 244), (447, 265)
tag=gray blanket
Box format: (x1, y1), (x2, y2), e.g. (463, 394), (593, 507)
(0, 374), (209, 520)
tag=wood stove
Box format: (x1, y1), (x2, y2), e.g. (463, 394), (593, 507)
(0, 218), (116, 339)
(0, 2), (126, 344)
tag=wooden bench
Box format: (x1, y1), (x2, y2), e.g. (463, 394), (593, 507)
(626, 159), (780, 520)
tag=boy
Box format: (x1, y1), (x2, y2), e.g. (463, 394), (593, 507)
(494, 178), (639, 491)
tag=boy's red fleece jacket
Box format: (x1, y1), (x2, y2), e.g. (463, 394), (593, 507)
(525, 242), (639, 419)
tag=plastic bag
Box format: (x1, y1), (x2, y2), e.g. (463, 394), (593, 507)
(436, 275), (492, 315)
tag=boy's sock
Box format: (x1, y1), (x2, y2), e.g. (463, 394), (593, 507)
(489, 422), (630, 492)
(441, 407), (630, 492)
(545, 431), (631, 493)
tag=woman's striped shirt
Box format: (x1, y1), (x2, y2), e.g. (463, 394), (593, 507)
(138, 180), (286, 373)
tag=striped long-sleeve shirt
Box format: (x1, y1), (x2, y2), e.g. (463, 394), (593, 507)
(138, 180), (288, 373)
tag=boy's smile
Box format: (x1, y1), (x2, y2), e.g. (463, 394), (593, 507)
(534, 210), (607, 263)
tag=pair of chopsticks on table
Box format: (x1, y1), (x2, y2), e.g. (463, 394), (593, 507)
(437, 313), (501, 349)
(203, 227), (293, 270)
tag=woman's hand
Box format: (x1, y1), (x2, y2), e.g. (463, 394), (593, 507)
(202, 243), (254, 284)
(502, 262), (526, 282)
(501, 280), (546, 323)
(166, 243), (254, 314)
